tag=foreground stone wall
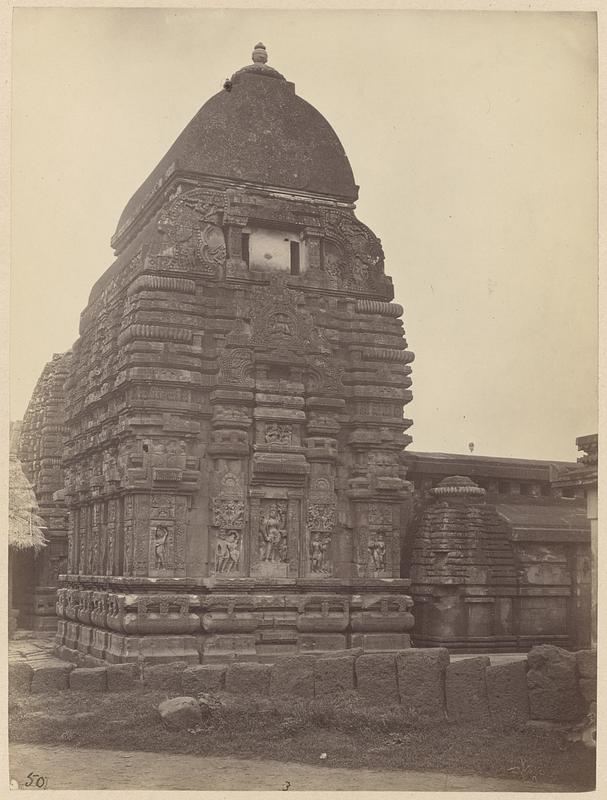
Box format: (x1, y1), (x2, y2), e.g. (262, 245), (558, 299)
(12, 644), (595, 728)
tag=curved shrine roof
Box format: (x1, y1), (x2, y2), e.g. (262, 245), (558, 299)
(114, 43), (358, 243)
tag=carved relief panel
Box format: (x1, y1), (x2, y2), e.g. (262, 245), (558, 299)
(306, 502), (336, 576)
(78, 505), (87, 576)
(209, 459), (247, 577)
(106, 498), (118, 576)
(148, 493), (187, 577)
(259, 501), (288, 564)
(305, 461), (338, 577)
(149, 187), (227, 276)
(250, 498), (299, 578)
(365, 503), (396, 577)
(264, 422), (294, 446)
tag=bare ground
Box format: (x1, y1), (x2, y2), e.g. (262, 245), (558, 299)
(9, 743), (567, 792)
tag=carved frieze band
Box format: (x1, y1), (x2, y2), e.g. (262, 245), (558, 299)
(357, 347), (415, 363)
(117, 324), (193, 346)
(127, 275), (196, 295)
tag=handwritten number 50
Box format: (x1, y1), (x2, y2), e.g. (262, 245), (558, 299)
(24, 773), (47, 789)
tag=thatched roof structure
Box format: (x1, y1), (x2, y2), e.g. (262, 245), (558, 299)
(8, 455), (47, 551)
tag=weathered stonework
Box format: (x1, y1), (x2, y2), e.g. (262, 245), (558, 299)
(410, 477), (518, 651)
(407, 463), (591, 652)
(21, 44), (415, 665)
(16, 354), (71, 629)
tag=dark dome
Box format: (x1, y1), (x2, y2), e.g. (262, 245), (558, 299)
(114, 45), (358, 244)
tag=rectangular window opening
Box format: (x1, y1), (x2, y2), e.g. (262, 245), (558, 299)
(290, 241), (300, 275)
(242, 233), (250, 267)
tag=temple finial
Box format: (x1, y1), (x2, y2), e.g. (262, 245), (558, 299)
(252, 42), (268, 64)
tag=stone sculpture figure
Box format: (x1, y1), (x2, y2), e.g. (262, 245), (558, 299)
(310, 532), (330, 574)
(259, 504), (287, 563)
(153, 525), (170, 570)
(265, 423), (292, 445)
(369, 534), (387, 572)
(215, 530), (241, 574)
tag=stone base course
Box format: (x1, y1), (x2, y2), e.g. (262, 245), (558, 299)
(30, 661), (74, 693)
(11, 640), (592, 727)
(142, 662), (189, 691)
(107, 663), (139, 691)
(576, 650), (597, 680)
(224, 663), (271, 696)
(526, 645), (585, 721)
(9, 662), (33, 693)
(355, 653), (399, 705)
(269, 656), (315, 698)
(314, 654), (355, 696)
(579, 679), (596, 705)
(486, 661), (529, 722)
(446, 656), (491, 722)
(396, 647), (449, 722)
(182, 665), (227, 695)
(69, 667), (107, 692)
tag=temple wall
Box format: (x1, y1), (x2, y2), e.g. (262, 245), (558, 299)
(45, 183), (417, 663)
(17, 354), (71, 629)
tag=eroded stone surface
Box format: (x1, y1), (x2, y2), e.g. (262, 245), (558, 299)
(579, 678), (596, 705)
(142, 662), (189, 691)
(225, 663), (271, 696)
(445, 656), (490, 722)
(9, 662), (33, 693)
(31, 662), (74, 693)
(486, 661), (529, 722)
(270, 657), (314, 698)
(576, 649), (597, 679)
(314, 654), (355, 696)
(69, 667), (107, 692)
(107, 663), (139, 691)
(396, 647), (449, 722)
(526, 645), (585, 721)
(355, 653), (398, 705)
(182, 665), (227, 695)
(158, 697), (202, 731)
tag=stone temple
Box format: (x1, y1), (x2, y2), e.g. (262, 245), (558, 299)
(14, 44), (594, 662)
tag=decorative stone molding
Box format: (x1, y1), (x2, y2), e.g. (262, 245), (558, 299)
(356, 299), (404, 317)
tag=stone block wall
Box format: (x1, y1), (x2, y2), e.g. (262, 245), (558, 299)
(12, 643), (595, 729)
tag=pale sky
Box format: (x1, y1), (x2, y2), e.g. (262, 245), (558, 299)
(10, 9), (598, 461)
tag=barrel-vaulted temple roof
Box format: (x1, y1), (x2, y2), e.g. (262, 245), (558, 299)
(112, 43), (358, 249)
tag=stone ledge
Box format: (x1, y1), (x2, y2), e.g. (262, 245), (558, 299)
(356, 653), (399, 705)
(225, 663), (271, 696)
(107, 663), (140, 691)
(30, 662), (74, 693)
(397, 647), (449, 723)
(69, 667), (108, 692)
(182, 664), (226, 694)
(445, 657), (490, 723)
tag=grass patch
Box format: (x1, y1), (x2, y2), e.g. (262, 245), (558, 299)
(9, 688), (595, 790)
